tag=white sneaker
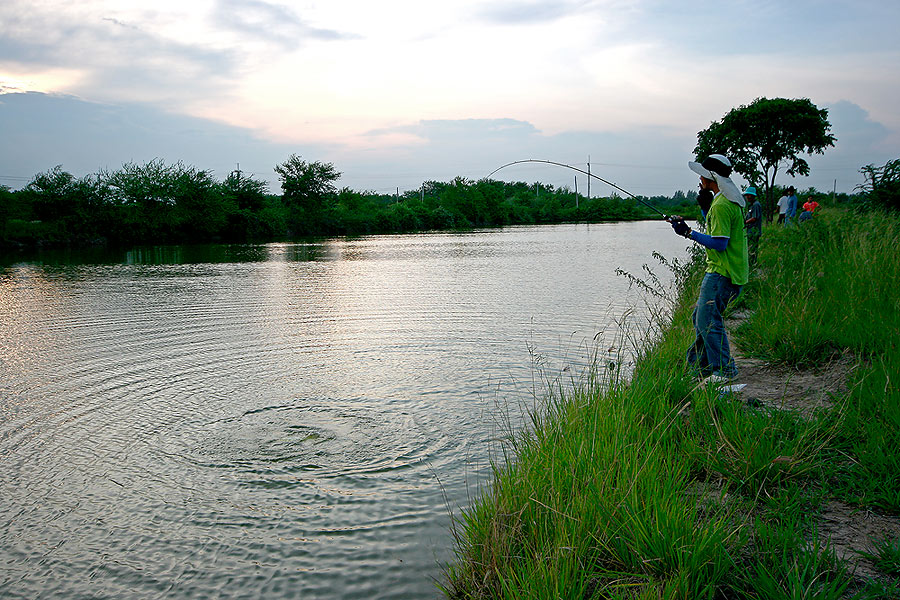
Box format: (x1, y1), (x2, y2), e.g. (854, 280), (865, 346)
(703, 373), (736, 387)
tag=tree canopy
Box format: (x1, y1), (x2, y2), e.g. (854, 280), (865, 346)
(275, 154), (341, 212)
(858, 158), (900, 212)
(695, 97), (836, 217)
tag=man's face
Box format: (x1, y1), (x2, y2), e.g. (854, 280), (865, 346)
(699, 176), (715, 191)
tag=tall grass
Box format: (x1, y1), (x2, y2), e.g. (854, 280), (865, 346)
(824, 347), (900, 511)
(442, 208), (900, 598)
(443, 334), (742, 598)
(736, 209), (900, 364)
(736, 209), (900, 511)
(684, 390), (839, 494)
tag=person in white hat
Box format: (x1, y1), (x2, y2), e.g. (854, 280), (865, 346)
(669, 154), (749, 383)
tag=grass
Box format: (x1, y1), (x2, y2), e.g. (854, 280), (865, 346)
(441, 208), (900, 598)
(683, 390), (839, 494)
(858, 536), (900, 576)
(735, 210), (900, 364)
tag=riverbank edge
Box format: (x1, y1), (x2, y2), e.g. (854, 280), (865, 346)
(440, 210), (900, 598)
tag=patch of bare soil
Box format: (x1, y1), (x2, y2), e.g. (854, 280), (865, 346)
(819, 502), (900, 582)
(731, 351), (857, 417)
(725, 311), (900, 592)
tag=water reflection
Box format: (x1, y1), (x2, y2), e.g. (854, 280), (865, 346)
(0, 241), (334, 267)
(0, 223), (689, 600)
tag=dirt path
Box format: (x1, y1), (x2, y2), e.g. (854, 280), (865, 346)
(726, 312), (900, 590)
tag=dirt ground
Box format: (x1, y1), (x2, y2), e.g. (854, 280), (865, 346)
(726, 311), (900, 590)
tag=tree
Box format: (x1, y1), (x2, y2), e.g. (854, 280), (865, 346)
(220, 171), (273, 239)
(169, 165), (230, 239)
(221, 171), (269, 212)
(274, 155), (341, 232)
(858, 158), (900, 212)
(695, 97), (836, 219)
(23, 165), (77, 222)
(104, 159), (230, 241)
(0, 185), (14, 235)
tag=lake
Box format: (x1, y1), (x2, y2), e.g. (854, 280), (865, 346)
(0, 222), (689, 599)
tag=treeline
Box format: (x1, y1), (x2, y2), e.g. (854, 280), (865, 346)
(0, 154), (881, 250)
(0, 156), (702, 249)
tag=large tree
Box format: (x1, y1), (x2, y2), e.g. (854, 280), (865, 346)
(694, 97), (836, 219)
(275, 155), (340, 211)
(274, 154), (341, 234)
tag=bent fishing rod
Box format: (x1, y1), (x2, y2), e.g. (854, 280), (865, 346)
(487, 159), (671, 220)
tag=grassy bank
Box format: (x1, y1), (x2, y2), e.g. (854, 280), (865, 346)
(442, 208), (900, 599)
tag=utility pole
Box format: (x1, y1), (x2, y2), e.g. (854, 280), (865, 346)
(575, 175), (579, 209)
(587, 155), (591, 199)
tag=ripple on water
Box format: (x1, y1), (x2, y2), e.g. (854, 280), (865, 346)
(181, 400), (450, 484)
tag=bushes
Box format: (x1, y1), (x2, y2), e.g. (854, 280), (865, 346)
(3, 161), (675, 248)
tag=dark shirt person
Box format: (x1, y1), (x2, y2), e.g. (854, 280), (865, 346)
(785, 186), (798, 226)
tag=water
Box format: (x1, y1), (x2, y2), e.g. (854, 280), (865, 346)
(0, 223), (689, 599)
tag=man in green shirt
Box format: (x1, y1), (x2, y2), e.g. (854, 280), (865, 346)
(669, 154), (749, 382)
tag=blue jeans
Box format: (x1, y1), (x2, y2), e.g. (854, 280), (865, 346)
(687, 272), (741, 378)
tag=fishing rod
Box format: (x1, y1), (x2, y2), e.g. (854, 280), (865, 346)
(487, 159), (671, 220)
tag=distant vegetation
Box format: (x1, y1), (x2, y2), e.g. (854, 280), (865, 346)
(0, 153), (884, 250)
(2, 156), (696, 249)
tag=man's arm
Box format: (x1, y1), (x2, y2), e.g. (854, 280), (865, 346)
(689, 230), (729, 251)
(669, 217), (729, 251)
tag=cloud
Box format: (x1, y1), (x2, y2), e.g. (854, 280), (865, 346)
(101, 17), (140, 31)
(0, 91), (310, 191)
(0, 6), (236, 105)
(212, 0), (357, 49)
(3, 93), (893, 198)
(474, 1), (586, 25)
(804, 100), (900, 191)
(368, 119), (541, 144)
(339, 117), (693, 196)
(825, 101), (894, 152)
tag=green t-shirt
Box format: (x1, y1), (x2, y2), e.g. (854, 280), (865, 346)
(705, 193), (749, 285)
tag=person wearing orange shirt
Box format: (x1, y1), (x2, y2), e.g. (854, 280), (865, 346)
(799, 197), (819, 223)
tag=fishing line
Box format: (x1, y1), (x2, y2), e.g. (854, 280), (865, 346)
(488, 159), (670, 220)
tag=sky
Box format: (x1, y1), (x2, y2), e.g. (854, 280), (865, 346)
(1, 0), (899, 197)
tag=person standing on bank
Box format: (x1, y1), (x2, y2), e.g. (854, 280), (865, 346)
(743, 187), (762, 266)
(785, 186), (798, 226)
(777, 191), (789, 224)
(669, 154), (749, 382)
